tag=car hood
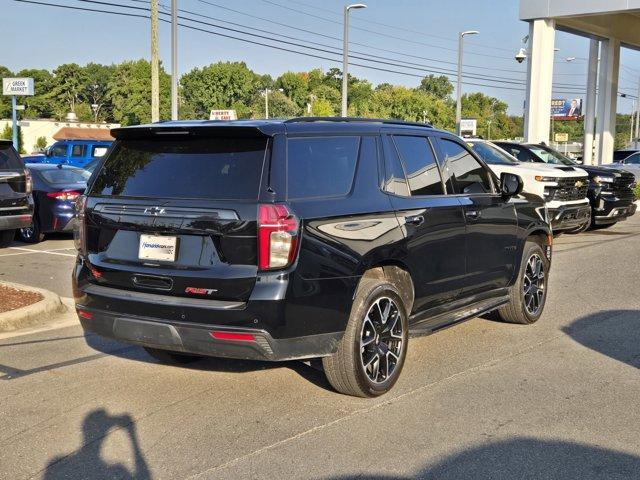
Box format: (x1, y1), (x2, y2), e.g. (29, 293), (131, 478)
(574, 164), (628, 178)
(489, 162), (587, 178)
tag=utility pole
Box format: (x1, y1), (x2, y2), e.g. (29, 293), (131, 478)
(11, 96), (17, 150)
(341, 4), (367, 117)
(631, 100), (635, 145)
(264, 89), (269, 119)
(151, 0), (160, 123)
(456, 30), (479, 135)
(636, 79), (640, 149)
(171, 0), (178, 120)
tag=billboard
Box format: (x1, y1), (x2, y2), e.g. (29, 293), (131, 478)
(2, 78), (34, 96)
(459, 118), (477, 136)
(551, 98), (582, 119)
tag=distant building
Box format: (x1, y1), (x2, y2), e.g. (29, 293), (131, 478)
(0, 118), (119, 154)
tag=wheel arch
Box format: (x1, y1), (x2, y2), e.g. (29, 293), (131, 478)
(358, 261), (414, 316)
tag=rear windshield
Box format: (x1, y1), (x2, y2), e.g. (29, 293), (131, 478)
(0, 144), (24, 170)
(90, 137), (267, 200)
(40, 168), (90, 185)
(287, 136), (360, 199)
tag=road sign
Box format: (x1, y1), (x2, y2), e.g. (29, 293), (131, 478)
(460, 118), (477, 136)
(2, 77), (34, 96)
(555, 133), (569, 142)
(209, 109), (237, 121)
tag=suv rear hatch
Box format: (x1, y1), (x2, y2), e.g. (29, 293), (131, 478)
(0, 142), (30, 215)
(83, 128), (272, 303)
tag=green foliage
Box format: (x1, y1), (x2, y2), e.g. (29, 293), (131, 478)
(180, 62), (259, 119)
(276, 72), (309, 108)
(47, 63), (88, 118)
(0, 124), (25, 153)
(311, 98), (334, 116)
(0, 65), (13, 118)
(251, 90), (299, 118)
(635, 182), (640, 200)
(461, 92), (517, 140)
(418, 75), (454, 100)
(35, 136), (48, 151)
(15, 68), (55, 118)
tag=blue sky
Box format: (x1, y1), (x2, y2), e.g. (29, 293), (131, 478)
(4, 0), (640, 114)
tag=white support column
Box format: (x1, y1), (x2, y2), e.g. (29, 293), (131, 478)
(596, 38), (620, 165)
(524, 19), (556, 144)
(583, 39), (599, 166)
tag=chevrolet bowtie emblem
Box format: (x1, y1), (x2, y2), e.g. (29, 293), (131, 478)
(575, 180), (584, 188)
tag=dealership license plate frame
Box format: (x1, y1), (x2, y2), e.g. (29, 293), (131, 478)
(138, 234), (178, 262)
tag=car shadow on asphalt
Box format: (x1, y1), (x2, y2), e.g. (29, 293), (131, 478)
(42, 408), (152, 480)
(84, 332), (333, 391)
(561, 309), (640, 370)
(321, 437), (640, 479)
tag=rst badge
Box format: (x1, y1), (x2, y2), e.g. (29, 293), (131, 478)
(185, 287), (218, 296)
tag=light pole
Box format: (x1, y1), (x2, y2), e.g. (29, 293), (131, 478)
(341, 3), (367, 117)
(263, 88), (283, 119)
(455, 30), (479, 135)
(171, 0), (178, 120)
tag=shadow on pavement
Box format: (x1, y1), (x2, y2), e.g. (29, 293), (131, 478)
(323, 438), (640, 479)
(562, 309), (640, 370)
(84, 332), (332, 391)
(43, 409), (151, 480)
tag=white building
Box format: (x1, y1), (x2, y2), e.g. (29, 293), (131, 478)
(520, 1), (640, 164)
(0, 118), (119, 154)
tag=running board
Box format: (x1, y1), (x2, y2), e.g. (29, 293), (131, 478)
(408, 296), (509, 338)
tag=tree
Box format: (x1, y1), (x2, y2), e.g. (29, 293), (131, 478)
(15, 68), (55, 119)
(276, 72), (309, 109)
(35, 136), (48, 151)
(310, 98), (334, 116)
(180, 62), (259, 119)
(0, 66), (14, 118)
(418, 75), (454, 100)
(250, 90), (299, 118)
(108, 59), (170, 125)
(48, 63), (88, 118)
(83, 63), (116, 122)
(1, 124), (25, 153)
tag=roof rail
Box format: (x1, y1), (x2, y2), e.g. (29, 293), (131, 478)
(284, 116), (433, 128)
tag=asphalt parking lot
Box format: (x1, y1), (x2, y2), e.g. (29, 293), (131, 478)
(1, 217), (639, 480)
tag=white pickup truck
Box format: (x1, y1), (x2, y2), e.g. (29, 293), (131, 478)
(467, 139), (591, 232)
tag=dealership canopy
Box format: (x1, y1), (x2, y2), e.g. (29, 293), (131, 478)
(520, 1), (640, 165)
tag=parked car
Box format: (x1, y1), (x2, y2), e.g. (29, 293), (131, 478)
(0, 140), (33, 247)
(73, 118), (552, 397)
(17, 164), (89, 243)
(467, 139), (590, 233)
(22, 140), (112, 168)
(609, 150), (640, 180)
(494, 142), (637, 230)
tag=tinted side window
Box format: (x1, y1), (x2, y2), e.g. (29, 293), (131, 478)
(287, 136), (360, 199)
(626, 153), (640, 164)
(440, 139), (493, 194)
(382, 136), (410, 196)
(71, 144), (87, 157)
(50, 144), (68, 157)
(392, 136), (444, 196)
(0, 144), (25, 170)
(501, 145), (537, 163)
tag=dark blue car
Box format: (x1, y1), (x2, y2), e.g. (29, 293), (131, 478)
(17, 164), (89, 243)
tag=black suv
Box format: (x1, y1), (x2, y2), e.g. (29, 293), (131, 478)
(73, 118), (552, 397)
(0, 140), (33, 247)
(495, 142), (637, 231)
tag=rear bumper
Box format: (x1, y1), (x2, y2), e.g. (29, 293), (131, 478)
(0, 213), (33, 231)
(77, 306), (341, 361)
(548, 203), (591, 231)
(593, 197), (637, 225)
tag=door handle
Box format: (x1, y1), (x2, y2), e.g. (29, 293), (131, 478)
(406, 215), (424, 226)
(465, 210), (480, 220)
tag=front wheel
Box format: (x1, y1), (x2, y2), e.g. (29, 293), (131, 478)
(17, 221), (44, 244)
(498, 240), (549, 324)
(322, 278), (408, 397)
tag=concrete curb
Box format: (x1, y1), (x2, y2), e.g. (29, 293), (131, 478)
(0, 281), (68, 333)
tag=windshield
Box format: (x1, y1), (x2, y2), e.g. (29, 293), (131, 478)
(528, 146), (575, 166)
(468, 142), (518, 166)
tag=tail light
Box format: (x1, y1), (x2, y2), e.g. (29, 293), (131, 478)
(257, 204), (299, 271)
(24, 169), (32, 194)
(47, 190), (81, 201)
(74, 195), (87, 255)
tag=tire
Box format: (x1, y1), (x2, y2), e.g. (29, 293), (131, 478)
(0, 230), (15, 248)
(497, 240), (549, 325)
(143, 347), (202, 364)
(322, 278), (409, 397)
(17, 220), (44, 244)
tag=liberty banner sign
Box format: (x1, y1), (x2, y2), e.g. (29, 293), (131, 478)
(2, 78), (34, 96)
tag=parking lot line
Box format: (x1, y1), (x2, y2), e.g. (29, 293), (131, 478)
(7, 247), (76, 257)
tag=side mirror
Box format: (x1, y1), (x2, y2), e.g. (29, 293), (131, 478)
(500, 172), (523, 197)
(45, 147), (52, 157)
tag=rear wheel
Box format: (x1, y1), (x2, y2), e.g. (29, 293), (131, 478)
(498, 240), (549, 325)
(17, 221), (44, 244)
(143, 347), (202, 364)
(0, 230), (15, 248)
(322, 278), (408, 397)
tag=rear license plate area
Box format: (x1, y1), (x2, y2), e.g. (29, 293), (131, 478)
(139, 234), (178, 262)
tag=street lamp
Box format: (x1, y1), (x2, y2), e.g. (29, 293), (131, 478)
(263, 88), (283, 119)
(341, 3), (367, 117)
(456, 30), (479, 135)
